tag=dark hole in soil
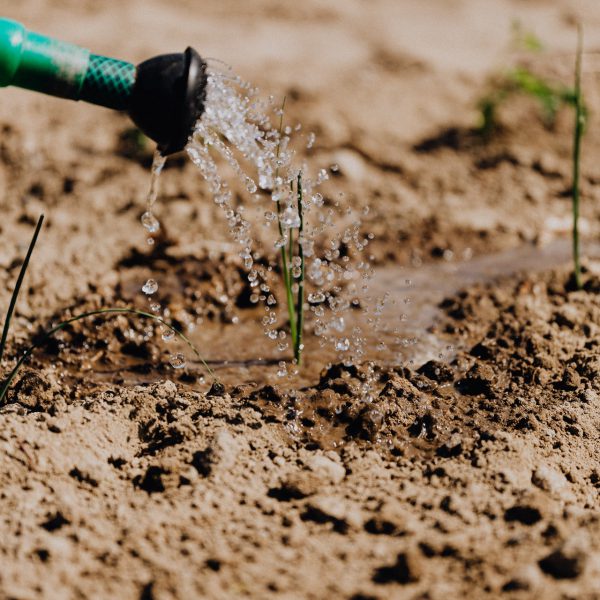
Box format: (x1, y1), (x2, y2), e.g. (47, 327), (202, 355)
(503, 505), (542, 526)
(372, 552), (419, 585)
(267, 485), (307, 502)
(134, 466), (166, 493)
(205, 558), (221, 572)
(191, 449), (213, 477)
(69, 467), (99, 487)
(40, 512), (70, 532)
(34, 548), (50, 562)
(300, 506), (348, 534)
(139, 581), (155, 600)
(538, 550), (583, 580)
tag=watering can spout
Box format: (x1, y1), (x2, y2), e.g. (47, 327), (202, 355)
(0, 17), (207, 154)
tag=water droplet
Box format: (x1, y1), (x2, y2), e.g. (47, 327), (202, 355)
(274, 236), (288, 249)
(141, 211), (160, 233)
(316, 169), (329, 184)
(169, 353), (186, 369)
(277, 361), (288, 377)
(142, 279), (159, 295)
(313, 305), (325, 317)
(162, 329), (175, 342)
(300, 237), (314, 257)
(335, 338), (350, 352)
(281, 206), (300, 229)
(311, 193), (324, 207)
(330, 317), (345, 332)
(308, 291), (326, 303)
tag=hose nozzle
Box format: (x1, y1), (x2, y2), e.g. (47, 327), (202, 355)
(0, 18), (208, 154)
(129, 47), (207, 155)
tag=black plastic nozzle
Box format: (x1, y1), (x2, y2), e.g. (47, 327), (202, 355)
(128, 47), (207, 155)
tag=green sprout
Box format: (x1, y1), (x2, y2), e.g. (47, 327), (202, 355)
(478, 26), (588, 289)
(477, 26), (579, 137)
(273, 100), (306, 365)
(294, 172), (306, 365)
(478, 67), (577, 137)
(1, 217), (215, 403)
(511, 20), (544, 53)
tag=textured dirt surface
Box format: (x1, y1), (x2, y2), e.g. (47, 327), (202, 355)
(2, 0), (600, 598)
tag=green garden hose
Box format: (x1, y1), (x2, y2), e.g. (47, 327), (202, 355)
(0, 17), (207, 154)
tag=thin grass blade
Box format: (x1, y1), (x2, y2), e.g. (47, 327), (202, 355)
(572, 25), (584, 289)
(0, 307), (215, 403)
(295, 172), (305, 365)
(0, 214), (44, 364)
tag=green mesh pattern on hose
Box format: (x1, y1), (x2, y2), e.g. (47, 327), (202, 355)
(80, 55), (135, 110)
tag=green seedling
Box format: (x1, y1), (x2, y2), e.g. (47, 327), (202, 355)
(511, 20), (544, 53)
(478, 67), (577, 137)
(294, 172), (306, 365)
(274, 98), (297, 351)
(273, 100), (306, 365)
(479, 27), (588, 289)
(478, 26), (579, 137)
(1, 218), (215, 403)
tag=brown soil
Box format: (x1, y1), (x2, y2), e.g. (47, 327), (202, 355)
(2, 1), (600, 598)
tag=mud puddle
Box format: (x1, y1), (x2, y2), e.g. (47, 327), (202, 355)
(147, 237), (600, 387)
(366, 238), (600, 368)
(46, 237), (599, 394)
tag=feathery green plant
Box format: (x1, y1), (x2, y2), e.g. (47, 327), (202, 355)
(511, 21), (544, 53)
(479, 26), (588, 288)
(478, 26), (578, 137)
(478, 67), (577, 137)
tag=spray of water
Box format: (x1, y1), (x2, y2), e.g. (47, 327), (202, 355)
(141, 66), (400, 377)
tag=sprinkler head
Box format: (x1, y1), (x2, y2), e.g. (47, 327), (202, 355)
(128, 47), (207, 155)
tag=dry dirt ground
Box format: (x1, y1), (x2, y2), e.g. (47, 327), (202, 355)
(2, 0), (600, 598)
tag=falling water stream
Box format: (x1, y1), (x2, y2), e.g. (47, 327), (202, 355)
(135, 67), (385, 379)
